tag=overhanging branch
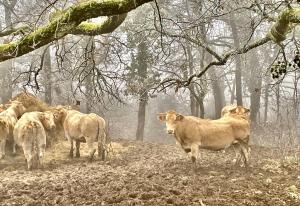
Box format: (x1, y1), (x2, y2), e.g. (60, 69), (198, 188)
(0, 26), (30, 38)
(0, 0), (153, 62)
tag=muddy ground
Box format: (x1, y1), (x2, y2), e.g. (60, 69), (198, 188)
(1, 139), (300, 206)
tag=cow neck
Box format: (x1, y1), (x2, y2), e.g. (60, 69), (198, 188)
(173, 123), (184, 145)
(59, 109), (69, 126)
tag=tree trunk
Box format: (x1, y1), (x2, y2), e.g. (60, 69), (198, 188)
(0, 6), (13, 102)
(209, 68), (225, 119)
(207, 54), (225, 119)
(186, 44), (197, 116)
(276, 84), (280, 122)
(249, 51), (262, 125)
(229, 14), (243, 106)
(195, 85), (205, 118)
(84, 37), (95, 113)
(136, 91), (147, 141)
(135, 40), (148, 141)
(44, 47), (52, 104)
(231, 79), (236, 104)
(263, 80), (270, 123)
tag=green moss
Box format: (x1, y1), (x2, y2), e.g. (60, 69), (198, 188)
(268, 7), (300, 43)
(0, 0), (152, 62)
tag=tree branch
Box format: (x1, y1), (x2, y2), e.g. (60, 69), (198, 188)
(155, 6), (300, 90)
(0, 26), (30, 37)
(268, 7), (300, 43)
(71, 14), (127, 35)
(0, 0), (152, 62)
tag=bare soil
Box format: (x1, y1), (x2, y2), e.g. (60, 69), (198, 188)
(1, 139), (300, 206)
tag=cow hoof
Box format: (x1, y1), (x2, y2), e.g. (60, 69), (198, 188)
(184, 148), (191, 153)
(75, 153), (80, 158)
(101, 151), (106, 161)
(191, 156), (196, 163)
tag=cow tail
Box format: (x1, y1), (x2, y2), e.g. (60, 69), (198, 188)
(27, 121), (39, 165)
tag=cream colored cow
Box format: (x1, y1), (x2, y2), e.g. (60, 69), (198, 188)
(55, 107), (106, 161)
(158, 110), (250, 167)
(0, 101), (26, 159)
(13, 111), (56, 170)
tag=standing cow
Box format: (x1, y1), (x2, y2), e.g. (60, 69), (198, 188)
(13, 111), (56, 170)
(221, 105), (251, 165)
(55, 107), (106, 161)
(158, 110), (250, 167)
(0, 101), (26, 159)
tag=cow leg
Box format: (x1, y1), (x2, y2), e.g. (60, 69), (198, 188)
(69, 139), (74, 158)
(23, 144), (33, 170)
(12, 141), (17, 156)
(37, 144), (46, 169)
(0, 138), (6, 159)
(190, 144), (199, 171)
(239, 141), (250, 168)
(232, 144), (242, 166)
(191, 144), (199, 163)
(75, 140), (80, 158)
(87, 140), (96, 162)
(98, 132), (106, 160)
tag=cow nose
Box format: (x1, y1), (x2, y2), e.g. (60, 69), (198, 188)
(167, 130), (174, 134)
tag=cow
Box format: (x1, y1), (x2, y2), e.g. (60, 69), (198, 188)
(221, 105), (250, 120)
(158, 110), (250, 168)
(13, 111), (56, 170)
(0, 101), (26, 159)
(55, 107), (106, 161)
(221, 105), (251, 164)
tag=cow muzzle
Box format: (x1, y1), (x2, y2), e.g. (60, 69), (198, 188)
(167, 130), (174, 134)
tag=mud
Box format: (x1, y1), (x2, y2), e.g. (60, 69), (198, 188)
(1, 139), (300, 206)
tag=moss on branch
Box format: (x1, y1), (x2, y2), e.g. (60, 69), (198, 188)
(0, 0), (152, 62)
(268, 7), (300, 43)
(71, 14), (127, 35)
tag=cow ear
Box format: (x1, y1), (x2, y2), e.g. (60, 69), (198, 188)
(175, 114), (184, 121)
(229, 108), (236, 114)
(158, 113), (166, 121)
(245, 108), (250, 114)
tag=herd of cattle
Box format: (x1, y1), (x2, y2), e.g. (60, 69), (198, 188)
(0, 92), (251, 170)
(0, 92), (106, 170)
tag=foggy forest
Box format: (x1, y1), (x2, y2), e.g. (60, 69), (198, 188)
(1, 0), (300, 205)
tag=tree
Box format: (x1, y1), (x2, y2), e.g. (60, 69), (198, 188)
(229, 14), (243, 106)
(43, 46), (52, 104)
(135, 40), (148, 141)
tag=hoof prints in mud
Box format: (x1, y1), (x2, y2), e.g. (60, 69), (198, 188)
(1, 139), (300, 205)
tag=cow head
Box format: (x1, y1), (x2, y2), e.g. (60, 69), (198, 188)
(50, 106), (68, 126)
(229, 106), (250, 116)
(40, 112), (56, 130)
(158, 110), (184, 134)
